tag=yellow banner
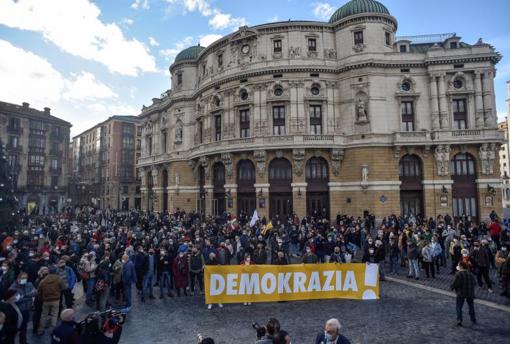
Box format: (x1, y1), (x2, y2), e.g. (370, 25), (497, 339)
(204, 263), (379, 304)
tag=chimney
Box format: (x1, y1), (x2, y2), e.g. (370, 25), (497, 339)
(22, 102), (29, 109)
(44, 107), (51, 115)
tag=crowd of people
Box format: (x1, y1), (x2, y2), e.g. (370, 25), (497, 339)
(0, 207), (509, 343)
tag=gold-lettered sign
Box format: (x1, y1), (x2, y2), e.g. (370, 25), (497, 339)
(204, 263), (379, 304)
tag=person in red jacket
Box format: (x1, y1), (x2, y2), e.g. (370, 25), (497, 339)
(489, 219), (502, 250)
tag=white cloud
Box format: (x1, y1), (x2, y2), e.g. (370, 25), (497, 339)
(160, 36), (194, 62)
(313, 3), (335, 20)
(120, 18), (134, 26)
(149, 36), (160, 47)
(63, 72), (117, 101)
(0, 0), (157, 76)
(131, 0), (150, 10)
(165, 0), (245, 31)
(209, 10), (246, 30)
(0, 39), (135, 136)
(199, 34), (223, 47)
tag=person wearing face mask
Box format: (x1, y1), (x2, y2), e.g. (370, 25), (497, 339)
(314, 318), (351, 344)
(36, 267), (66, 336)
(172, 248), (189, 296)
(470, 241), (493, 293)
(330, 246), (345, 263)
(302, 246), (319, 264)
(407, 239), (420, 280)
(0, 289), (23, 344)
(143, 249), (156, 300)
(56, 259), (76, 310)
(121, 254), (136, 308)
(189, 246), (205, 296)
(9, 272), (36, 344)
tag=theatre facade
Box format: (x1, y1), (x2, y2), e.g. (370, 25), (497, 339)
(136, 0), (503, 222)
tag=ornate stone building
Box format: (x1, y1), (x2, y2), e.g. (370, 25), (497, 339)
(0, 101), (71, 214)
(137, 0), (503, 222)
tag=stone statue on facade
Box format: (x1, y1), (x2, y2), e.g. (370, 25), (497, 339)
(175, 121), (183, 143)
(479, 143), (489, 175)
(434, 145), (450, 176)
(356, 98), (368, 123)
(289, 46), (301, 58)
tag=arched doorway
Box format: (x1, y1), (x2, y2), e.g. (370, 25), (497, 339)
(162, 169), (168, 212)
(452, 153), (478, 221)
(306, 157), (329, 218)
(237, 159), (256, 217)
(399, 154), (423, 217)
(213, 162), (226, 216)
(269, 158), (293, 220)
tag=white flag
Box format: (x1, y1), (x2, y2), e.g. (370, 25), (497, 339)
(249, 210), (259, 227)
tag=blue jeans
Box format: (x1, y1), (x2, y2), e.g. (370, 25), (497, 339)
(456, 297), (476, 323)
(144, 272), (155, 297)
(389, 255), (399, 274)
(86, 278), (96, 303)
(408, 259), (420, 278)
(159, 271), (172, 296)
(123, 283), (132, 307)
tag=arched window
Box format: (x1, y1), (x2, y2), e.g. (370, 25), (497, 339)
(237, 160), (255, 184)
(269, 158), (292, 181)
(213, 162), (225, 188)
(305, 157), (328, 181)
(399, 155), (422, 178)
(452, 153), (475, 176)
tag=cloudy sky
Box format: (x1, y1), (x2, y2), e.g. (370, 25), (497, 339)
(0, 0), (509, 136)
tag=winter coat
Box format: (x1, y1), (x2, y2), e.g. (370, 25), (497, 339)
(9, 281), (37, 312)
(172, 256), (189, 289)
(407, 243), (419, 260)
(122, 260), (136, 286)
(253, 249), (268, 265)
(38, 274), (65, 302)
(422, 246), (433, 263)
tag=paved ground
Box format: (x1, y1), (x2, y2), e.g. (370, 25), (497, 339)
(28, 277), (510, 344)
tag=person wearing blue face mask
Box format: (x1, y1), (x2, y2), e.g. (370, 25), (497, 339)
(9, 272), (36, 344)
(314, 318), (351, 344)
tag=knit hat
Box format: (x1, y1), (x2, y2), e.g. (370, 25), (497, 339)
(3, 289), (17, 301)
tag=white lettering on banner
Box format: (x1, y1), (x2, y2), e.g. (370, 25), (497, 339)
(210, 274), (225, 295)
(239, 273), (260, 295)
(293, 272), (307, 293)
(322, 271), (334, 291)
(261, 273), (277, 294)
(344, 271), (358, 291)
(307, 271), (321, 292)
(226, 273), (238, 295)
(278, 273), (292, 293)
(336, 271), (342, 291)
(209, 269), (363, 296)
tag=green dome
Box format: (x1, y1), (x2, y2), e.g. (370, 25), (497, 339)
(174, 45), (205, 63)
(329, 0), (390, 23)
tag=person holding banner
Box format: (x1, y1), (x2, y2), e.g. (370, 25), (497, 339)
(314, 318), (351, 344)
(205, 252), (223, 310)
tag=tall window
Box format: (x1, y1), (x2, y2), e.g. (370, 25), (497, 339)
(177, 72), (183, 86)
(146, 136), (152, 155)
(308, 38), (316, 51)
(452, 153), (475, 176)
(197, 120), (203, 144)
(385, 32), (391, 45)
(453, 99), (467, 129)
(215, 114), (222, 141)
(218, 54), (223, 67)
(240, 109), (250, 138)
(162, 131), (167, 153)
(8, 117), (20, 130)
(401, 101), (415, 131)
(399, 45), (407, 52)
(399, 155), (422, 177)
(309, 105), (322, 135)
(273, 39), (282, 53)
(272, 106), (286, 135)
(354, 31), (364, 45)
(8, 136), (18, 148)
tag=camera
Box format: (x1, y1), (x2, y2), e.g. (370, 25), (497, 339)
(77, 308), (127, 344)
(252, 322), (266, 339)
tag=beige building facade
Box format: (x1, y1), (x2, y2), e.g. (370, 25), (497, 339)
(0, 101), (71, 214)
(136, 0), (504, 222)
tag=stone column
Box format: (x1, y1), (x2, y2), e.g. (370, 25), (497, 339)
(326, 81), (336, 134)
(474, 71), (485, 128)
(254, 183), (270, 220)
(224, 183), (237, 215)
(289, 81), (299, 134)
(291, 182), (307, 217)
(429, 75), (440, 130)
(482, 70), (496, 127)
(438, 74), (449, 129)
(204, 184), (214, 216)
(151, 168), (160, 212)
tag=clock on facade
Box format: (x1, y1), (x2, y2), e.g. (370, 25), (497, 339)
(241, 44), (250, 54)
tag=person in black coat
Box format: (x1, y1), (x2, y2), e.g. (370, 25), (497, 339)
(51, 308), (81, 344)
(134, 247), (148, 302)
(315, 318), (351, 344)
(0, 289), (21, 344)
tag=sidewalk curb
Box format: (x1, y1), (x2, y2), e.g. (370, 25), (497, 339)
(385, 276), (510, 314)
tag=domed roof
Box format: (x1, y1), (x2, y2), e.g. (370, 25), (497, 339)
(174, 45), (205, 63)
(329, 0), (390, 23)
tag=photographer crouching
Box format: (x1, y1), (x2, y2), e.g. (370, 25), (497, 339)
(51, 308), (126, 344)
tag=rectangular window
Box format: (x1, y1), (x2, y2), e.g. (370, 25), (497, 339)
(146, 136), (152, 155)
(8, 155), (17, 169)
(50, 158), (58, 170)
(450, 42), (458, 49)
(27, 172), (44, 187)
(401, 101), (415, 131)
(354, 31), (364, 45)
(218, 54), (223, 67)
(122, 136), (134, 149)
(9, 136), (18, 148)
(309, 105), (322, 135)
(177, 72), (183, 85)
(51, 176), (59, 187)
(308, 38), (316, 51)
(453, 99), (467, 129)
(162, 131), (167, 153)
(399, 45), (407, 53)
(240, 109), (250, 138)
(273, 39), (282, 53)
(385, 32), (391, 45)
(272, 106), (286, 135)
(215, 114), (222, 141)
(197, 120), (203, 144)
(123, 124), (134, 136)
(9, 117), (20, 129)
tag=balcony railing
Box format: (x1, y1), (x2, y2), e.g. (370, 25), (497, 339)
(6, 144), (23, 152)
(49, 149), (62, 156)
(29, 146), (45, 154)
(7, 126), (23, 135)
(50, 167), (62, 175)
